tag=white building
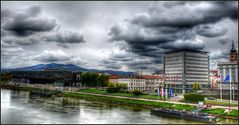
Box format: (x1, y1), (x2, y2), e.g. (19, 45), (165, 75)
(109, 75), (146, 91)
(164, 49), (209, 94)
(143, 75), (164, 92)
(118, 77), (146, 91)
(217, 41), (238, 100)
(218, 62), (238, 89)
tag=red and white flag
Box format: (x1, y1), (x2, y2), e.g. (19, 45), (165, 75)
(161, 87), (164, 97)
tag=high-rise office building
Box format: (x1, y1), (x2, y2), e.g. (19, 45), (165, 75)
(164, 49), (209, 94)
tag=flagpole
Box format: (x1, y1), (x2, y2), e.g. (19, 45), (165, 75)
(230, 80), (232, 103)
(229, 68), (232, 104)
(220, 73), (222, 102)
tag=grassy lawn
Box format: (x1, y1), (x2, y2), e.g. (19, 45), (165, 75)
(78, 88), (108, 94)
(200, 108), (238, 117)
(204, 100), (238, 106)
(201, 108), (224, 115)
(63, 92), (196, 111)
(78, 88), (166, 100)
(225, 109), (238, 117)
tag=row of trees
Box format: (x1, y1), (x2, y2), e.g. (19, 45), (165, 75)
(1, 73), (13, 83)
(81, 72), (109, 87)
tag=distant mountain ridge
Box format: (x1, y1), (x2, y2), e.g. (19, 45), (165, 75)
(1, 63), (135, 75)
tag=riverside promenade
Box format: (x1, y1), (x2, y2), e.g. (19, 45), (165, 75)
(4, 82), (238, 110)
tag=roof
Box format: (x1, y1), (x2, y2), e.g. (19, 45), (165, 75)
(217, 61), (238, 65)
(210, 70), (218, 73)
(109, 75), (119, 79)
(165, 49), (208, 54)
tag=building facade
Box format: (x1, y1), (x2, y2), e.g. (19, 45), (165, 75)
(143, 75), (164, 92)
(217, 41), (238, 92)
(210, 70), (219, 89)
(164, 49), (209, 94)
(108, 75), (164, 92)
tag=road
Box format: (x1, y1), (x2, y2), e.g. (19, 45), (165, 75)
(72, 91), (238, 110)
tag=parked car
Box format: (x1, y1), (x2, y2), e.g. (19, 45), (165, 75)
(207, 97), (216, 100)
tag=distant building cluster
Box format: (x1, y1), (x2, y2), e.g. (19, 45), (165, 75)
(109, 75), (164, 92)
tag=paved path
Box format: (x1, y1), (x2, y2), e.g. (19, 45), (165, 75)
(68, 91), (238, 110)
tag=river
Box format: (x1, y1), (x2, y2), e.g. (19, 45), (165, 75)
(1, 89), (238, 124)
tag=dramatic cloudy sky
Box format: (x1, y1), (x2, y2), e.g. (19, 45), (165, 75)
(1, 1), (238, 74)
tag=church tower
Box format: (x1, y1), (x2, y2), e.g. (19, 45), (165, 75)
(229, 41), (238, 62)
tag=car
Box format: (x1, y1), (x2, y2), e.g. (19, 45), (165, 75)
(207, 97), (216, 100)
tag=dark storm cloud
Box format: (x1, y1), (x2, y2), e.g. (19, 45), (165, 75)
(109, 1), (237, 66)
(218, 37), (230, 45)
(42, 31), (85, 44)
(195, 24), (227, 37)
(2, 37), (39, 46)
(2, 5), (57, 37)
(131, 1), (237, 28)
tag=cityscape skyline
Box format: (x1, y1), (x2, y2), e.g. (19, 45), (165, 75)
(1, 1), (238, 74)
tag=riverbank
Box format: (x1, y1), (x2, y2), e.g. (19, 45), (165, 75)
(0, 84), (238, 119)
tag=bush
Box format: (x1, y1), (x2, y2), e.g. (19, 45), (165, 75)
(184, 93), (204, 102)
(131, 89), (142, 96)
(107, 83), (127, 93)
(107, 83), (117, 93)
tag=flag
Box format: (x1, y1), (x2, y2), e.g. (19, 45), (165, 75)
(170, 87), (173, 98)
(165, 88), (168, 98)
(223, 75), (230, 83)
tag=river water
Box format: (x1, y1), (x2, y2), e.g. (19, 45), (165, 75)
(1, 89), (238, 124)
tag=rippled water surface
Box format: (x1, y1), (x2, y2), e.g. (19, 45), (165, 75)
(1, 89), (238, 124)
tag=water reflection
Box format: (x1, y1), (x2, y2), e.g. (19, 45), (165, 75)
(1, 89), (238, 124)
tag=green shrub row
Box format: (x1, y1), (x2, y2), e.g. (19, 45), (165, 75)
(184, 93), (205, 102)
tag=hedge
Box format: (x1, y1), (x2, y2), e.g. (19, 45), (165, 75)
(184, 93), (204, 102)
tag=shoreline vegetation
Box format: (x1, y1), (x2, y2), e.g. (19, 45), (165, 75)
(0, 84), (238, 120)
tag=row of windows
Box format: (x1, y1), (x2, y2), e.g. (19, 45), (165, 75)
(185, 62), (208, 66)
(165, 68), (183, 72)
(165, 61), (183, 65)
(186, 74), (208, 77)
(165, 58), (183, 62)
(166, 53), (183, 58)
(165, 71), (183, 74)
(185, 53), (208, 57)
(186, 80), (208, 82)
(185, 57), (208, 62)
(186, 66), (208, 69)
(186, 72), (208, 75)
(165, 65), (183, 68)
(185, 54), (208, 58)
(186, 77), (208, 79)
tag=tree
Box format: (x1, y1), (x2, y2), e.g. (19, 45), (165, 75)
(1, 73), (13, 84)
(80, 72), (109, 88)
(192, 82), (200, 93)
